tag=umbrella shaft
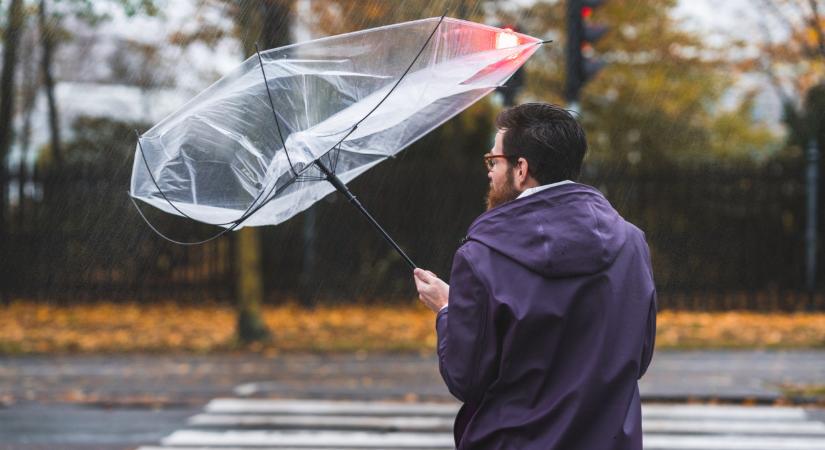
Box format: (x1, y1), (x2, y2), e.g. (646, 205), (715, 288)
(315, 161), (416, 270)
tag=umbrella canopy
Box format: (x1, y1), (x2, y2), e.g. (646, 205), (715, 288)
(130, 17), (543, 230)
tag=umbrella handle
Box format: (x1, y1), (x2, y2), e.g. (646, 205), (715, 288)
(315, 160), (417, 270)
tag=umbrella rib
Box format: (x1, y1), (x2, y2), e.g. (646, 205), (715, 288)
(297, 175), (326, 182)
(129, 195), (239, 245)
(129, 173), (302, 246)
(306, 13), (446, 183)
(132, 131), (272, 228)
(332, 143), (342, 173)
(255, 43), (298, 178)
(347, 13), (447, 137)
(131, 134), (309, 245)
(133, 131), (205, 224)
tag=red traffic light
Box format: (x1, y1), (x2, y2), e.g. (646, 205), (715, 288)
(496, 28), (520, 49)
(581, 6), (593, 19)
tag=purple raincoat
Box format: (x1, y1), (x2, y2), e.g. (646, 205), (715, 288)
(436, 182), (656, 449)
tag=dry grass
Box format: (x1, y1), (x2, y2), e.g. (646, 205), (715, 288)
(1, 301), (823, 354)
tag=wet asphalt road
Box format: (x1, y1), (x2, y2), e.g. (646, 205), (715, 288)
(1, 353), (448, 450)
(0, 405), (195, 450)
(1, 351), (824, 450)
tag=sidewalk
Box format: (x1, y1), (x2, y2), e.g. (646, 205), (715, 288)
(2, 350), (823, 406)
(641, 350), (825, 403)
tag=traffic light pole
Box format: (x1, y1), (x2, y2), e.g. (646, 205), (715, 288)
(565, 0), (607, 111)
(565, 0), (584, 106)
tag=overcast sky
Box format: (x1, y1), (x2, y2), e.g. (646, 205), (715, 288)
(674, 0), (759, 41)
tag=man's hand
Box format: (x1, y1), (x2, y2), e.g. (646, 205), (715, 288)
(413, 268), (449, 313)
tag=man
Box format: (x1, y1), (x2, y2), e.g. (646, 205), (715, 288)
(413, 102), (656, 450)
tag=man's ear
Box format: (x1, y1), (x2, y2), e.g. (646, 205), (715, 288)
(516, 157), (529, 185)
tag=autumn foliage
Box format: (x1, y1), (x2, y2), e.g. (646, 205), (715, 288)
(1, 301), (824, 354)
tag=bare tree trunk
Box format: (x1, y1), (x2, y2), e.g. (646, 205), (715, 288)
(0, 0), (23, 160)
(0, 0), (25, 301)
(234, 225), (270, 343)
(18, 33), (40, 230)
(230, 0), (295, 344)
(39, 0), (62, 167)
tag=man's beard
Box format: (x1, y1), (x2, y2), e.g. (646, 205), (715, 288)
(485, 170), (521, 211)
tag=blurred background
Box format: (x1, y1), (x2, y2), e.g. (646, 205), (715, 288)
(0, 0), (823, 358)
(3, 1), (825, 450)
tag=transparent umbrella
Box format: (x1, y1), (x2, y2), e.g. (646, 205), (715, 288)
(130, 16), (545, 267)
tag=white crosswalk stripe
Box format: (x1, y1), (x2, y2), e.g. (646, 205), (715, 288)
(137, 399), (825, 450)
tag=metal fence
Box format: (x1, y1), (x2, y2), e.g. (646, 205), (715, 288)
(0, 157), (822, 311)
(584, 161), (820, 311)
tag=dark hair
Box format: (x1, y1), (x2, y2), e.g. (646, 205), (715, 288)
(495, 103), (587, 184)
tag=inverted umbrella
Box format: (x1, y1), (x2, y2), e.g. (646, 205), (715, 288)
(130, 16), (545, 268)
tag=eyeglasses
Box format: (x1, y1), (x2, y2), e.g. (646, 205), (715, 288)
(483, 154), (519, 171)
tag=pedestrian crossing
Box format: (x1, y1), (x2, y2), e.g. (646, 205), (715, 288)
(137, 398), (825, 450)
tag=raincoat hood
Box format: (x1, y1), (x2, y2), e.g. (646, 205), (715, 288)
(466, 182), (627, 278)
